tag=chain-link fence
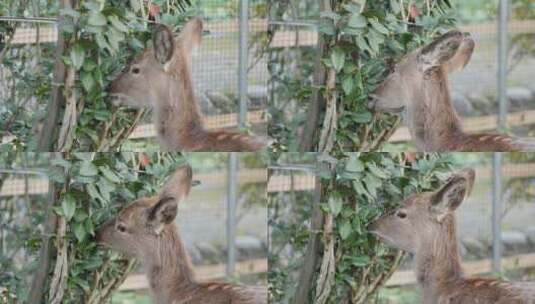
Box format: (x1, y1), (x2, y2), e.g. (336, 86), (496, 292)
(267, 152), (535, 303)
(0, 0), (268, 146)
(0, 152), (267, 301)
(267, 1), (535, 147)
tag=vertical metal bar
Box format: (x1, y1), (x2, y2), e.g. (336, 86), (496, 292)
(238, 0), (249, 127)
(226, 152), (239, 277)
(492, 152), (503, 272)
(497, 0), (509, 131)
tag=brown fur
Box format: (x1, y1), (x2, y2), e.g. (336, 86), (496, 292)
(108, 18), (269, 152)
(369, 168), (535, 303)
(96, 165), (267, 304)
(373, 30), (535, 152)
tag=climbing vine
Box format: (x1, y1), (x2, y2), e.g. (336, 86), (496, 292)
(269, 0), (456, 152)
(269, 152), (455, 303)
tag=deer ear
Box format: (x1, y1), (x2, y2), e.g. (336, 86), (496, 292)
(178, 17), (203, 52)
(430, 168), (475, 217)
(148, 196), (178, 225)
(444, 35), (475, 74)
(153, 24), (175, 65)
(160, 164), (193, 203)
(417, 30), (464, 72)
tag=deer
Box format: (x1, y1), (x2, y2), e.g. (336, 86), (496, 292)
(372, 30), (535, 152)
(369, 168), (535, 304)
(96, 165), (267, 304)
(108, 18), (269, 152)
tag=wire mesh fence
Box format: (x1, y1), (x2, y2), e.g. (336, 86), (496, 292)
(267, 1), (535, 146)
(0, 0), (268, 145)
(0, 153), (267, 299)
(267, 153), (535, 293)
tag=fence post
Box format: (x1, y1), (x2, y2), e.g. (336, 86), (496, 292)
(226, 152), (239, 277)
(492, 152), (503, 273)
(238, 0), (249, 127)
(497, 0), (509, 131)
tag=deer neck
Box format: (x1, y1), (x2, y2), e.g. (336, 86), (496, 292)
(406, 71), (465, 151)
(144, 225), (198, 303)
(415, 215), (464, 303)
(155, 58), (206, 150)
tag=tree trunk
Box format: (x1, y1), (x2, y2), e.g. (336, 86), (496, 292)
(37, 0), (73, 151)
(298, 0), (331, 152)
(294, 164), (324, 303)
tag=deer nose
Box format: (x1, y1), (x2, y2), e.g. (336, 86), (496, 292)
(95, 219), (113, 244)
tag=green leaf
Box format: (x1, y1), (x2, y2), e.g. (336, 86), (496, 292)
(363, 174), (381, 198)
(342, 76), (355, 95)
(352, 112), (372, 123)
(100, 166), (121, 183)
(60, 7), (80, 18)
(74, 222), (86, 242)
(339, 220), (352, 240)
(80, 161), (98, 176)
(351, 255), (370, 267)
(61, 194), (76, 221)
(330, 47), (345, 72)
(70, 43), (85, 70)
(347, 13), (367, 28)
(81, 71), (95, 92)
(86, 183), (103, 202)
(346, 155), (364, 172)
(370, 18), (390, 35)
(390, 0), (401, 14)
(108, 15), (129, 32)
(88, 12), (107, 26)
(343, 3), (362, 13)
(85, 218), (95, 236)
(328, 197), (343, 216)
(367, 162), (391, 179)
(130, 0), (142, 12)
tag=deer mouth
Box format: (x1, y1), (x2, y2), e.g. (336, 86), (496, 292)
(108, 93), (132, 107)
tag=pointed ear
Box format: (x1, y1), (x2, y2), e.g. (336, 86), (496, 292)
(177, 17), (203, 53)
(430, 168), (475, 217)
(444, 36), (475, 74)
(148, 196), (178, 226)
(160, 164), (193, 203)
(146, 164), (193, 231)
(153, 24), (176, 65)
(417, 30), (464, 72)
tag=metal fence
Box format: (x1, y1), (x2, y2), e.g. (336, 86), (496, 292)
(0, 0), (268, 144)
(0, 153), (267, 296)
(268, 1), (535, 144)
(267, 153), (535, 290)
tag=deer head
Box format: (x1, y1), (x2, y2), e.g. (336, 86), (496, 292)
(372, 30), (474, 113)
(368, 168), (475, 253)
(96, 164), (192, 259)
(108, 18), (203, 108)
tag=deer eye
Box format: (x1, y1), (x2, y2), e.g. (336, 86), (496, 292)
(116, 223), (128, 233)
(396, 210), (407, 219)
(131, 67), (140, 74)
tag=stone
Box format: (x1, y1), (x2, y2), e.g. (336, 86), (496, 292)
(235, 235), (266, 259)
(195, 241), (221, 264)
(451, 91), (474, 116)
(205, 90), (235, 113)
(461, 237), (488, 259)
(501, 230), (529, 255)
(247, 85), (268, 107)
(187, 245), (203, 265)
(507, 87), (533, 108)
(525, 227), (535, 249)
(198, 92), (218, 115)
